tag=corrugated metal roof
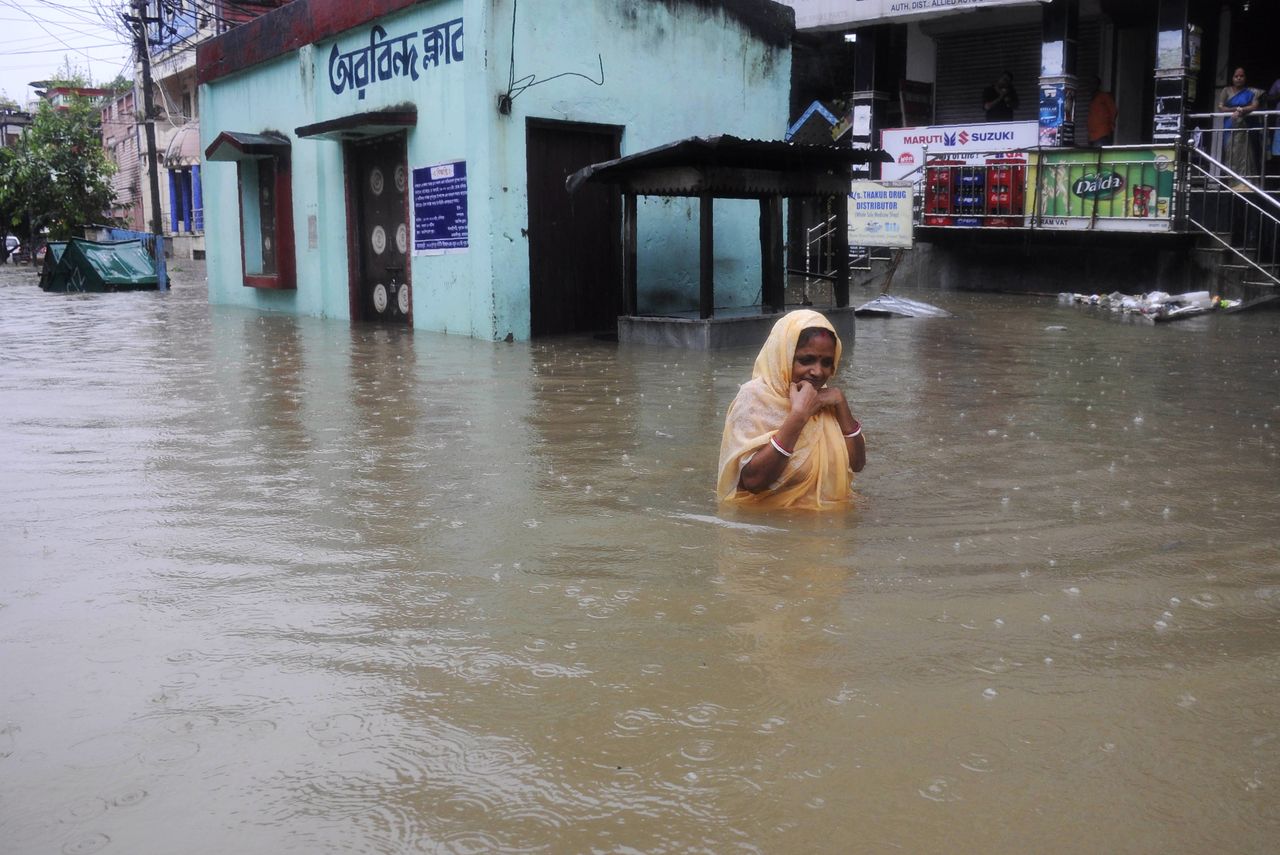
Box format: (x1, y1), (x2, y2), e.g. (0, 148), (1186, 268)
(566, 135), (890, 198)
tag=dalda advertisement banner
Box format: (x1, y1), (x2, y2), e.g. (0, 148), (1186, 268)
(1028, 148), (1176, 231)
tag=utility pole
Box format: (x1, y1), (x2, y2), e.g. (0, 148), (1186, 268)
(128, 0), (164, 238)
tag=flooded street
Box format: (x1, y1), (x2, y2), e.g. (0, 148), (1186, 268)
(2, 261), (1278, 854)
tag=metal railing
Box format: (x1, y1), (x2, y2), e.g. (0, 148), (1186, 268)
(804, 210), (841, 282)
(1184, 111), (1280, 288)
(799, 212), (894, 302)
(1187, 109), (1280, 190)
(797, 130), (1279, 291)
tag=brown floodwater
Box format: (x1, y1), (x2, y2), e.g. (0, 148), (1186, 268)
(1, 262), (1278, 854)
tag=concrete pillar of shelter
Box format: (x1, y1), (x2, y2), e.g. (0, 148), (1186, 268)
(759, 195), (784, 313)
(699, 193), (714, 320)
(622, 193), (637, 316)
(1152, 0), (1192, 144)
(1039, 0), (1080, 147)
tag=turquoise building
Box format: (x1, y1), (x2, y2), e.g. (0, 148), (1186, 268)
(197, 0), (795, 340)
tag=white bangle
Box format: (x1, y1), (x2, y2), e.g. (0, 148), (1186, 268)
(769, 436), (793, 457)
(843, 419), (862, 439)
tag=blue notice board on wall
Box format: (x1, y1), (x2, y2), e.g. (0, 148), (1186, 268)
(412, 160), (468, 254)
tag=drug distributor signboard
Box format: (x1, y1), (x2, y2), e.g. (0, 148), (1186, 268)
(880, 121), (1038, 181)
(1028, 148), (1175, 231)
(848, 181), (913, 248)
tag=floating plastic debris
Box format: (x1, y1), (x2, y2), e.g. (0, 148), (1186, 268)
(1057, 289), (1223, 323)
(854, 294), (954, 318)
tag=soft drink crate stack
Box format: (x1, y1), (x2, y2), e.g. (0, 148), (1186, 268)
(924, 157), (1028, 227)
(923, 160), (961, 226)
(985, 155), (1026, 226)
(955, 165), (986, 226)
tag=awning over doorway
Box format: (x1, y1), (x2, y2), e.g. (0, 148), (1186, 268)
(295, 107), (417, 142)
(163, 124), (202, 167)
(204, 130), (291, 161)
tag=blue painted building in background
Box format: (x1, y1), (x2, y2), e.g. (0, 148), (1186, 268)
(197, 0), (796, 340)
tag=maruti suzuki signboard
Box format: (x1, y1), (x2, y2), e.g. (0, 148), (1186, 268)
(880, 121), (1039, 181)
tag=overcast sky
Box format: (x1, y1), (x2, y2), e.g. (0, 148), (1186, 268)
(1, 0), (135, 105)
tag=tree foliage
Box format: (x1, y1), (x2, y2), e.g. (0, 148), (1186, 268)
(0, 89), (118, 246)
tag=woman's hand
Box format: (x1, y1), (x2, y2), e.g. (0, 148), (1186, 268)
(817, 385), (867, 473)
(788, 380), (824, 420)
(816, 386), (847, 409)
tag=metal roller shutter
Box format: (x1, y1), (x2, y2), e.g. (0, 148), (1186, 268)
(934, 19), (1100, 127)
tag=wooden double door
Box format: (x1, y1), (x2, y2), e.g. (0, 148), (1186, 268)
(349, 135), (411, 324)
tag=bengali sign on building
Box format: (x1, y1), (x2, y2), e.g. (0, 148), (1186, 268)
(880, 121), (1038, 181)
(413, 160), (468, 255)
(327, 17), (463, 100)
(848, 181), (914, 248)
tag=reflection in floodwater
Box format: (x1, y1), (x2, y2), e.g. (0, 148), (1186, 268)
(1, 267), (1278, 853)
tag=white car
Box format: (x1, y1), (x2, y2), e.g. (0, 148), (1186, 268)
(3, 235), (18, 258)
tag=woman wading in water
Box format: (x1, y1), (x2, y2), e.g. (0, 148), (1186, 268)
(717, 309), (866, 510)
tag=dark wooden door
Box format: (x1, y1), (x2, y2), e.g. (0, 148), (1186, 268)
(526, 121), (621, 337)
(350, 135), (410, 324)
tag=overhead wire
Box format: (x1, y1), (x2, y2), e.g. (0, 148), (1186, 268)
(1, 0), (289, 101)
(0, 0), (133, 92)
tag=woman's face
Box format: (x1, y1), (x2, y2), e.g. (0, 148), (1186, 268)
(791, 334), (837, 388)
(1233, 68), (1247, 87)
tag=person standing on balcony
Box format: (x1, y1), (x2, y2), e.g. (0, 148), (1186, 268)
(1217, 67), (1261, 188)
(983, 72), (1018, 121)
(1266, 77), (1280, 160)
(1086, 77), (1117, 146)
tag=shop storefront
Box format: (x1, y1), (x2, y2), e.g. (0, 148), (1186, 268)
(780, 0), (1280, 294)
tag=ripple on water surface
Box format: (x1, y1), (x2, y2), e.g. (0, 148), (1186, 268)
(3, 276), (1280, 852)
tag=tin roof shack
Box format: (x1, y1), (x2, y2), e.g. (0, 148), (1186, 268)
(569, 134), (888, 348)
(197, 0), (796, 340)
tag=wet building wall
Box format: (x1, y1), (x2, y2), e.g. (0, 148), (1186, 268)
(199, 0), (794, 340)
(866, 232), (1203, 298)
(199, 0), (468, 328)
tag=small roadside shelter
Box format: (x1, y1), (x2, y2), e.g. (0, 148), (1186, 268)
(567, 135), (890, 348)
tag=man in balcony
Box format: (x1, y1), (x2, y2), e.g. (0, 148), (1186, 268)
(1087, 77), (1117, 147)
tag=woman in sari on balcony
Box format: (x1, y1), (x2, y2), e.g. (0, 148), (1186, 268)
(1217, 67), (1261, 188)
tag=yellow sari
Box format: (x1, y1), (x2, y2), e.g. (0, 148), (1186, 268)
(717, 310), (854, 510)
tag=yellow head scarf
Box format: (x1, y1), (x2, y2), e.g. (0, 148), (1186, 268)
(717, 310), (854, 510)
